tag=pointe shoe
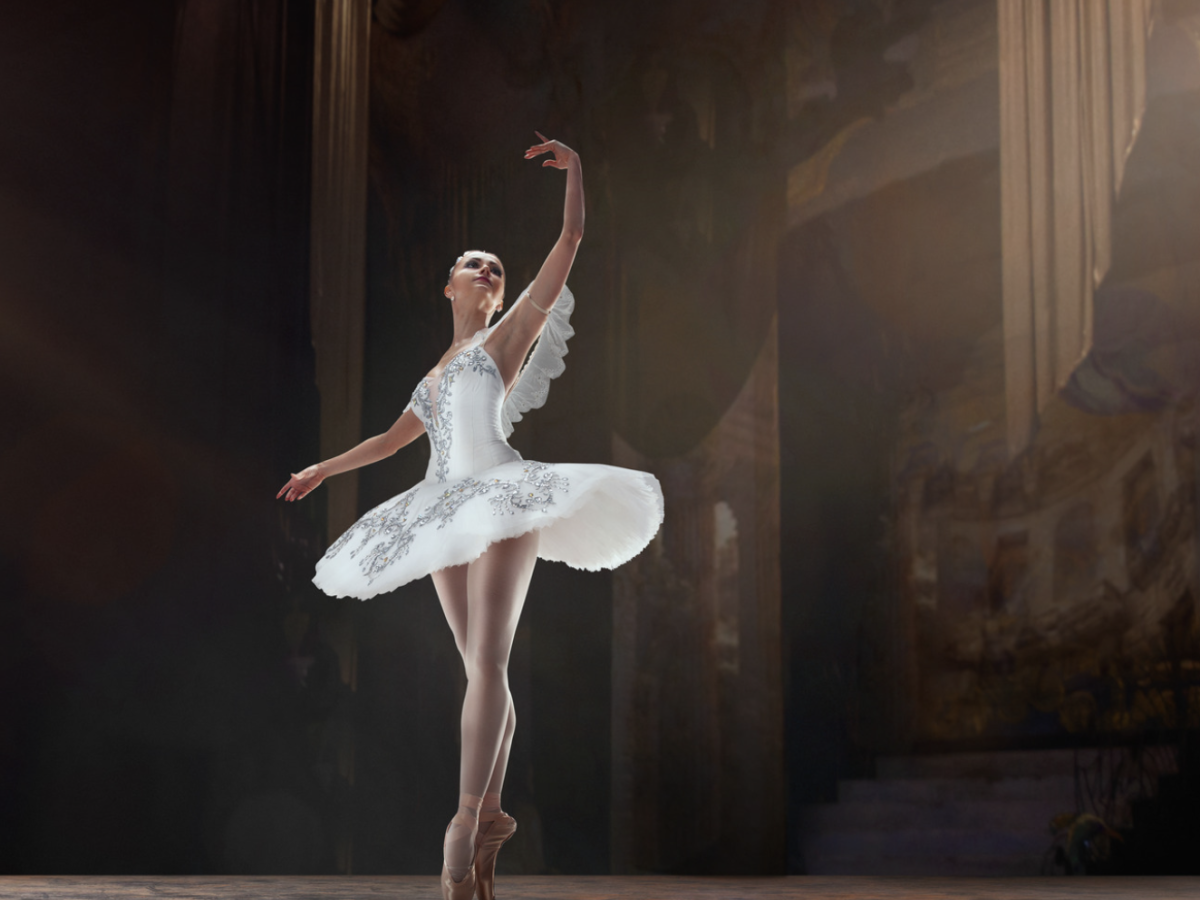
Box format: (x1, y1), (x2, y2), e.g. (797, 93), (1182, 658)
(475, 812), (517, 900)
(441, 812), (478, 900)
(440, 858), (476, 900)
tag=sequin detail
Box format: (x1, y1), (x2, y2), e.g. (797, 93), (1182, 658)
(322, 484), (422, 577)
(322, 462), (569, 585)
(489, 463), (569, 515)
(414, 346), (499, 483)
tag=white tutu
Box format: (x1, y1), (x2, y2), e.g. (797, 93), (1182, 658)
(313, 285), (664, 600)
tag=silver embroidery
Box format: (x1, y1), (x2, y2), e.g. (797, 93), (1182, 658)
(419, 346), (498, 483)
(410, 383), (429, 421)
(466, 349), (498, 378)
(415, 379), (452, 483)
(489, 463), (570, 515)
(323, 485), (421, 563)
(323, 461), (570, 586)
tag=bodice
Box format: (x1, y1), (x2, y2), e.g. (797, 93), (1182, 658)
(409, 344), (523, 483)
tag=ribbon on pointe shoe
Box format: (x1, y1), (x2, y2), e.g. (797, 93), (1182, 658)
(443, 792), (482, 885)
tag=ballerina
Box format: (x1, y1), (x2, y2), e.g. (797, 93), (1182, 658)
(277, 132), (664, 898)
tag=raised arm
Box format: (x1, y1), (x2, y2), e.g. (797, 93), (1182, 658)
(487, 132), (583, 386)
(527, 132), (583, 310)
(277, 406), (425, 502)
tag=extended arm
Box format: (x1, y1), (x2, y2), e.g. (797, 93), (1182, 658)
(277, 406), (425, 502)
(488, 133), (584, 387)
(527, 133), (583, 312)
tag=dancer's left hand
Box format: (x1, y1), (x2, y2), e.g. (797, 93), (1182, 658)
(525, 131), (578, 169)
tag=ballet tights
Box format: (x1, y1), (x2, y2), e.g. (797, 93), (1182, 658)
(433, 530), (539, 875)
(480, 790), (505, 832)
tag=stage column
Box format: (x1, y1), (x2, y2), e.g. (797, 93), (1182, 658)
(611, 317), (784, 874)
(310, 0), (370, 874)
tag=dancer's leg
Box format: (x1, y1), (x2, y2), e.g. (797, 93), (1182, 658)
(431, 564), (479, 881)
(432, 564), (470, 658)
(488, 705), (517, 791)
(431, 564), (517, 820)
(477, 698), (516, 840)
(431, 530), (538, 873)
(459, 530), (539, 799)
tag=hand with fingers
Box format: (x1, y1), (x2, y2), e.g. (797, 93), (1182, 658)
(277, 464), (325, 503)
(524, 131), (578, 170)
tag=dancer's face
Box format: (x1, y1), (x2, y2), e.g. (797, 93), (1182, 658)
(447, 251), (505, 315)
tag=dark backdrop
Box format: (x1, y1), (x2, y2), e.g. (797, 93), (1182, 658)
(0, 1), (321, 874)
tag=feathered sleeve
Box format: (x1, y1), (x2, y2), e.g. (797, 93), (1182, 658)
(500, 284), (576, 437)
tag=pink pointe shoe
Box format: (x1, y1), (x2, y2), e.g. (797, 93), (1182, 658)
(441, 806), (479, 900)
(474, 811), (517, 900)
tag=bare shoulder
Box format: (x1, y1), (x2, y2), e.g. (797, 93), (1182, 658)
(486, 293), (547, 389)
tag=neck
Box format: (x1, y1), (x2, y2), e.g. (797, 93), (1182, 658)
(451, 305), (492, 347)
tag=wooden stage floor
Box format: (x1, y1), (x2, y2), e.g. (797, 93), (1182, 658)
(1, 876), (1198, 899)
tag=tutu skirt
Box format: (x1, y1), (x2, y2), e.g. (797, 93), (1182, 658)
(313, 459), (664, 600)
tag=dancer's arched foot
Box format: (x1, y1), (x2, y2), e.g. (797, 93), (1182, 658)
(442, 793), (481, 900)
(476, 792), (517, 900)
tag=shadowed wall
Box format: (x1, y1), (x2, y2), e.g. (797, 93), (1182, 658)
(0, 0), (325, 874)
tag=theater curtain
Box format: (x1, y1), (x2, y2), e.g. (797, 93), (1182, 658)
(999, 0), (1153, 455)
(311, 0), (371, 539)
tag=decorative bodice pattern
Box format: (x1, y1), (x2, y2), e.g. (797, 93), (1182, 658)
(409, 344), (522, 483)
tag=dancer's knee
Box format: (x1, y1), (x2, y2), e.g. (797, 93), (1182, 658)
(465, 654), (508, 685)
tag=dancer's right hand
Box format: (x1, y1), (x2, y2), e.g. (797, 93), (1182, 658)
(524, 131), (578, 170)
(277, 464), (325, 502)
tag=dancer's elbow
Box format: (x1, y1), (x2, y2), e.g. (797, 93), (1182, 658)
(378, 433), (400, 457)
